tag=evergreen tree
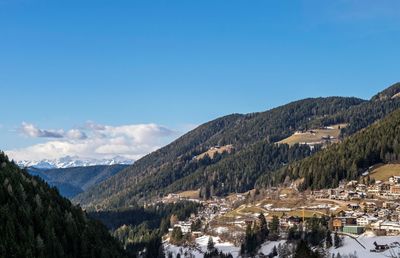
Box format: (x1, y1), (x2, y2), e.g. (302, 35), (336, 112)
(171, 227), (183, 244)
(0, 152), (127, 258)
(269, 216), (280, 234)
(326, 230), (333, 248)
(258, 213), (269, 239)
(271, 245), (278, 256)
(207, 236), (215, 252)
(293, 240), (320, 258)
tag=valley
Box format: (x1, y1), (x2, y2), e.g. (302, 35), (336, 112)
(27, 164), (128, 198)
(5, 83), (400, 258)
(3, 2), (399, 257)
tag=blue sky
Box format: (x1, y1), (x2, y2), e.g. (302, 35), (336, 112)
(1, 0), (400, 161)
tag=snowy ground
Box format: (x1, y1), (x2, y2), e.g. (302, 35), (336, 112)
(164, 235), (240, 258)
(259, 240), (287, 255)
(165, 233), (400, 257)
(331, 233), (400, 258)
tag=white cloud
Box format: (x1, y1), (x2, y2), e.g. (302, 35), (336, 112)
(66, 129), (88, 140)
(84, 121), (106, 131)
(7, 122), (179, 161)
(21, 122), (64, 138)
(21, 122), (89, 140)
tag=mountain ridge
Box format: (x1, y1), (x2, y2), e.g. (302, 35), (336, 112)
(74, 96), (365, 209)
(17, 155), (134, 169)
(74, 83), (400, 210)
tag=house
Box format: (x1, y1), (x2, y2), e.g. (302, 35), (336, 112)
(347, 203), (361, 210)
(280, 216), (302, 229)
(356, 216), (378, 226)
(173, 222), (192, 234)
(329, 189), (341, 199)
(390, 184), (400, 195)
(368, 184), (382, 194)
(378, 209), (390, 218)
(362, 202), (377, 212)
(332, 218), (343, 231)
(381, 183), (391, 192)
(344, 216), (357, 225)
(375, 221), (400, 235)
(356, 184), (367, 191)
(313, 190), (329, 199)
(382, 201), (397, 209)
(389, 213), (399, 222)
(347, 181), (358, 188)
(389, 176), (400, 184)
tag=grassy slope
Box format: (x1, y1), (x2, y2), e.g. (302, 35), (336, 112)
(278, 124), (347, 145)
(369, 164), (400, 181)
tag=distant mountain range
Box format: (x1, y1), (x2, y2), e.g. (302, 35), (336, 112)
(17, 155), (134, 169)
(28, 164), (129, 198)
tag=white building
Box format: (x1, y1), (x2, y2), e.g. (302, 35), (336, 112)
(173, 222), (192, 234)
(389, 176), (400, 184)
(377, 221), (400, 235)
(356, 216), (378, 226)
(378, 209), (390, 218)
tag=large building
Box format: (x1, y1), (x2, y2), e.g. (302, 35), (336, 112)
(342, 225), (365, 235)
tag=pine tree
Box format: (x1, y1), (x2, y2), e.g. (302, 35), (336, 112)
(269, 216), (279, 234)
(326, 230), (333, 248)
(207, 236), (215, 252)
(171, 227), (183, 244)
(258, 213), (269, 240)
(294, 240), (320, 258)
(271, 245), (278, 256)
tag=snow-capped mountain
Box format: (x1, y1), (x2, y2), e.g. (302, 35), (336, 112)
(16, 155), (134, 169)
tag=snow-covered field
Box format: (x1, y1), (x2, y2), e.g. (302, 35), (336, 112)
(331, 233), (400, 258)
(164, 235), (240, 258)
(165, 233), (400, 257)
(259, 240), (287, 255)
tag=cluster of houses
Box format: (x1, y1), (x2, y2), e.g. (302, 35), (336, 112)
(163, 173), (400, 248)
(312, 176), (400, 236)
(331, 205), (400, 236)
(167, 195), (237, 238)
(313, 176), (400, 200)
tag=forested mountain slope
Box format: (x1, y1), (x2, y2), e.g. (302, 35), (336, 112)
(74, 97), (363, 209)
(165, 142), (317, 197)
(75, 83), (400, 210)
(319, 83), (400, 137)
(28, 165), (128, 198)
(259, 107), (400, 190)
(0, 152), (127, 258)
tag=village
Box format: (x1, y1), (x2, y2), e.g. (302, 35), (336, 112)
(161, 171), (400, 257)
